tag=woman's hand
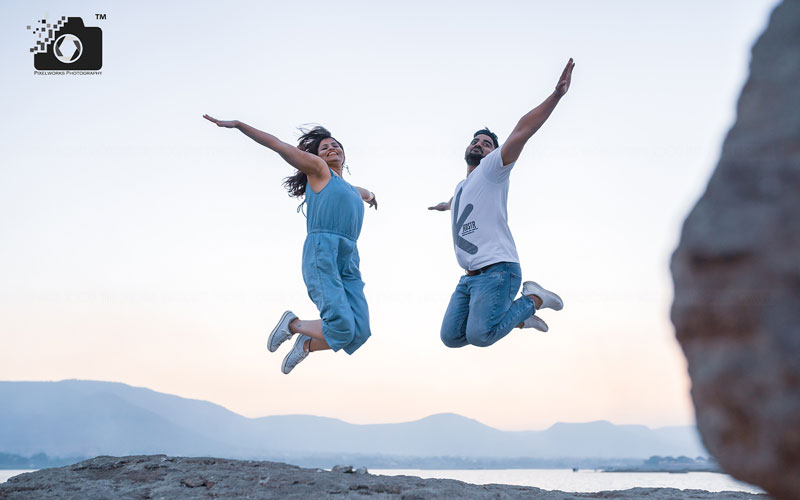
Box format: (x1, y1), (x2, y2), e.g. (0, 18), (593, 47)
(203, 114), (239, 128)
(353, 186), (378, 210)
(365, 192), (378, 210)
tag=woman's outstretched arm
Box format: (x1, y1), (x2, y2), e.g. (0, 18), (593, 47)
(352, 185), (378, 210)
(203, 115), (328, 179)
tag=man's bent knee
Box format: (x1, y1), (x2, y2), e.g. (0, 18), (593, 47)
(465, 330), (496, 348)
(440, 330), (467, 348)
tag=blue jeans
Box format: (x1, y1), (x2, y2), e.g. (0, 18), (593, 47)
(440, 262), (535, 348)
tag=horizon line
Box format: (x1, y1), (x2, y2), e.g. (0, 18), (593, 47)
(2, 378), (698, 431)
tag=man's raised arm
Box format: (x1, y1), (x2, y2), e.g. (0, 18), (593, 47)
(501, 58), (574, 166)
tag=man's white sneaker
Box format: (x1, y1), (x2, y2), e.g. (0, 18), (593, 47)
(522, 281), (564, 311)
(282, 334), (310, 374)
(521, 315), (549, 332)
(268, 310), (297, 353)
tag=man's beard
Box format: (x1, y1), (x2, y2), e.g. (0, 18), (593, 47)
(465, 152), (483, 167)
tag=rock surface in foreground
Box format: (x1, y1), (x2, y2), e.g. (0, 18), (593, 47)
(0, 455), (769, 500)
(670, 1), (800, 499)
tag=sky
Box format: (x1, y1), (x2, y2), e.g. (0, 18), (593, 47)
(0, 0), (778, 431)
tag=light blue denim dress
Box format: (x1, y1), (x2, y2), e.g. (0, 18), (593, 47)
(301, 171), (371, 354)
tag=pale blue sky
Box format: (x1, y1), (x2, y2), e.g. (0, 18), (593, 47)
(0, 0), (778, 430)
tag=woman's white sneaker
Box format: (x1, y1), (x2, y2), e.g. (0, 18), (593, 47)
(268, 310), (297, 352)
(282, 334), (310, 374)
(522, 281), (564, 311)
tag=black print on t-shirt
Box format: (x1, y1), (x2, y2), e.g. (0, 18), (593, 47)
(452, 187), (478, 255)
(461, 221), (477, 236)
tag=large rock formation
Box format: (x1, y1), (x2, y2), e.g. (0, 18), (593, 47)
(0, 455), (768, 499)
(670, 1), (800, 499)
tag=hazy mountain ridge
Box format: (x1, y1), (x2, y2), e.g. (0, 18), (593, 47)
(0, 380), (706, 460)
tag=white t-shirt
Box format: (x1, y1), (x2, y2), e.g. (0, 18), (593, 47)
(450, 147), (519, 270)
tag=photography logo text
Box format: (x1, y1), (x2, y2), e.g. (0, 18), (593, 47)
(28, 15), (104, 75)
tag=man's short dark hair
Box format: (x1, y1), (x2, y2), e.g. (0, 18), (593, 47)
(474, 128), (499, 148)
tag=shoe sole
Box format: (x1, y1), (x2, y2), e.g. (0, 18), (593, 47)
(268, 310), (294, 353)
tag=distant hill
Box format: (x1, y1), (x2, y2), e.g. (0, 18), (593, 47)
(0, 380), (706, 463)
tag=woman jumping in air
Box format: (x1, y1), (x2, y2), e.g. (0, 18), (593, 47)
(203, 116), (377, 374)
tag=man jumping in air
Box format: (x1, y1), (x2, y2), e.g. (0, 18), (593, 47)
(429, 58), (574, 348)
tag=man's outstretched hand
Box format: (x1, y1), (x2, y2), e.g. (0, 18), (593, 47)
(555, 58), (575, 97)
(428, 202), (450, 211)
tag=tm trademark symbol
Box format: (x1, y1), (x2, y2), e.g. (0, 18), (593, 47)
(95, 13), (107, 20)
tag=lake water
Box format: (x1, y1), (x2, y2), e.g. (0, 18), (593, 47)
(0, 470), (35, 483)
(370, 469), (765, 494)
(2, 468), (765, 494)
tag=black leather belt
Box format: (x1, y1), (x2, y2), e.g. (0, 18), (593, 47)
(465, 264), (494, 276)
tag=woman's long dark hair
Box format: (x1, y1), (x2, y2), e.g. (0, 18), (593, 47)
(282, 126), (343, 198)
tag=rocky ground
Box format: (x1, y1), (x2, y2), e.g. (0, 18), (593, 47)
(0, 455), (771, 500)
